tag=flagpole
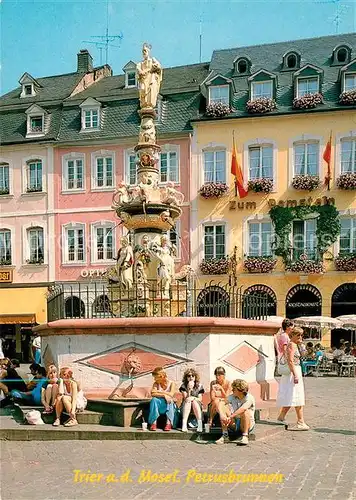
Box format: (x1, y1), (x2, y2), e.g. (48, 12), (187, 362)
(233, 130), (237, 196)
(327, 130), (332, 191)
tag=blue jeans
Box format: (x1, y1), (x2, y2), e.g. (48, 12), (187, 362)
(11, 390), (42, 406)
(148, 397), (177, 426)
(34, 349), (41, 364)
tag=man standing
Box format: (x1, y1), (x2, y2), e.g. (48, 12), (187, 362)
(32, 334), (41, 364)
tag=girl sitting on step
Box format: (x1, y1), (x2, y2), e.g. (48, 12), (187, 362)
(41, 364), (59, 414)
(148, 367), (177, 431)
(53, 367), (87, 427)
(179, 368), (204, 432)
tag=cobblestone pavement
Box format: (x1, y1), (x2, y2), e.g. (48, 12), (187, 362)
(1, 378), (355, 500)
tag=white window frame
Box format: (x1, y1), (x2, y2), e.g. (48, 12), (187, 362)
(79, 99), (102, 132)
(291, 219), (318, 261)
(203, 148), (227, 184)
(167, 220), (181, 260)
(125, 71), (137, 88)
(335, 131), (356, 178)
(340, 138), (356, 174)
(20, 83), (35, 98)
(91, 222), (116, 263)
(243, 139), (277, 190)
(296, 76), (319, 98)
(203, 223), (226, 260)
(0, 228), (12, 265)
(91, 150), (115, 190)
(26, 112), (44, 137)
(0, 163), (10, 195)
(208, 85), (229, 105)
(248, 144), (274, 180)
(292, 140), (320, 177)
(344, 73), (356, 92)
(247, 220), (273, 257)
(27, 227), (44, 264)
(159, 144), (180, 184)
(62, 223), (86, 265)
(26, 159), (43, 193)
(251, 80), (273, 100)
(125, 149), (137, 185)
(339, 217), (356, 254)
(62, 153), (85, 193)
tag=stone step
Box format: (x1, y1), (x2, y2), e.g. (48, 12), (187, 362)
(14, 405), (113, 426)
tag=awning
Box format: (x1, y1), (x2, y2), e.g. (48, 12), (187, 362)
(0, 314), (36, 324)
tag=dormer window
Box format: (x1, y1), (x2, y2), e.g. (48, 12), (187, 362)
(24, 84), (33, 96)
(25, 104), (46, 137)
(209, 85), (229, 105)
(30, 116), (43, 133)
(332, 44), (352, 65)
(233, 56), (251, 76)
(123, 61), (137, 89)
(79, 97), (101, 131)
(337, 48), (347, 64)
(19, 72), (40, 98)
(251, 81), (273, 100)
(282, 51), (301, 71)
(344, 73), (356, 92)
(297, 77), (319, 97)
(287, 54), (297, 69)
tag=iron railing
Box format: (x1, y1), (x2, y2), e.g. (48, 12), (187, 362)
(47, 281), (269, 322)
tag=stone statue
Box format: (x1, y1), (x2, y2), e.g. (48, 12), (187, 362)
(116, 237), (134, 290)
(113, 181), (129, 206)
(150, 235), (175, 298)
(160, 182), (185, 206)
(136, 43), (162, 109)
(138, 116), (156, 144)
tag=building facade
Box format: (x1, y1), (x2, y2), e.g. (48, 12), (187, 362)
(190, 33), (356, 344)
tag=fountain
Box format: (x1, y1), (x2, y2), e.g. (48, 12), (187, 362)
(36, 44), (279, 425)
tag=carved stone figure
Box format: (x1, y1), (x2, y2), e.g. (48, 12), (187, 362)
(136, 43), (162, 109)
(116, 237), (134, 290)
(139, 116), (156, 144)
(113, 181), (129, 205)
(150, 235), (175, 298)
(160, 182), (185, 206)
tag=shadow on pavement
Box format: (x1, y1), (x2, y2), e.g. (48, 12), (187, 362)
(313, 427), (356, 436)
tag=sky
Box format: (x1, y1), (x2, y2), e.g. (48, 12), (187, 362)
(0, 0), (355, 95)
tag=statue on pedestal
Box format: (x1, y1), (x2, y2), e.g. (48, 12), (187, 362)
(116, 237), (134, 290)
(136, 43), (162, 110)
(150, 235), (176, 298)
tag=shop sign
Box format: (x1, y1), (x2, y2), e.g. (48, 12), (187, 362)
(80, 268), (108, 278)
(0, 269), (13, 283)
(268, 196), (335, 208)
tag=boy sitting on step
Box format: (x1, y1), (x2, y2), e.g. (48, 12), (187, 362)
(215, 379), (255, 446)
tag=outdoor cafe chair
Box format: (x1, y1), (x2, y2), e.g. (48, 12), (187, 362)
(339, 356), (356, 377)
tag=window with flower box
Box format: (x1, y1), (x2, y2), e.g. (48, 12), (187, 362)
(292, 219), (317, 261)
(94, 155), (114, 188)
(0, 163), (10, 195)
(64, 225), (85, 263)
(160, 150), (178, 183)
(126, 152), (137, 185)
(64, 157), (84, 191)
(204, 224), (225, 260)
(249, 145), (273, 180)
(27, 227), (44, 264)
(293, 142), (319, 176)
(29, 115), (43, 133)
(251, 81), (273, 100)
(248, 222), (273, 257)
(339, 218), (356, 254)
(26, 160), (42, 192)
(344, 74), (356, 92)
(208, 86), (229, 106)
(203, 150), (226, 183)
(94, 224), (114, 261)
(296, 77), (319, 97)
(0, 229), (11, 265)
(341, 139), (356, 173)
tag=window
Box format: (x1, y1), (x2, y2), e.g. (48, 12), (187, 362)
(249, 146), (273, 180)
(340, 218), (356, 254)
(26, 160), (42, 192)
(297, 77), (319, 97)
(24, 84), (33, 95)
(337, 48), (347, 63)
(203, 150), (226, 183)
(126, 153), (137, 185)
(29, 116), (43, 133)
(65, 158), (84, 190)
(160, 151), (178, 183)
(287, 54), (297, 69)
(204, 225), (225, 259)
(0, 229), (11, 264)
(294, 142), (319, 176)
(344, 74), (356, 92)
(95, 226), (114, 261)
(248, 222), (272, 257)
(65, 227), (85, 262)
(84, 109), (99, 129)
(237, 60), (247, 74)
(292, 219), (317, 261)
(209, 86), (229, 105)
(126, 72), (136, 87)
(251, 81), (273, 100)
(27, 227), (44, 264)
(167, 221), (180, 259)
(341, 139), (356, 174)
(0, 163), (9, 194)
(95, 156), (113, 188)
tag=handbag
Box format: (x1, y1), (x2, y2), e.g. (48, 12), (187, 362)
(278, 355), (291, 376)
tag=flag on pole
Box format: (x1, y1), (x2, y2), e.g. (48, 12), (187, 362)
(231, 134), (248, 198)
(323, 132), (332, 191)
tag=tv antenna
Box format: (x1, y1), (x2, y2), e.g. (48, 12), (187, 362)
(318, 0), (348, 34)
(82, 0), (123, 65)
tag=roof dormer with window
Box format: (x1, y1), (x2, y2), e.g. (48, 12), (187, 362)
(19, 73), (41, 98)
(293, 64), (323, 98)
(331, 44), (352, 66)
(233, 56), (251, 76)
(282, 50), (301, 71)
(79, 97), (102, 132)
(202, 74), (232, 106)
(339, 60), (356, 91)
(248, 70), (277, 101)
(123, 61), (137, 88)
(25, 104), (47, 138)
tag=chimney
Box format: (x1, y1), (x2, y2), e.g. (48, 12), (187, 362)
(77, 49), (93, 73)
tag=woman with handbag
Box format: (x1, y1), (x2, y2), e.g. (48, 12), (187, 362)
(276, 327), (310, 430)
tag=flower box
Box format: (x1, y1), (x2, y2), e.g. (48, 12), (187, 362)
(339, 89), (356, 106)
(248, 178), (274, 194)
(26, 258), (44, 265)
(334, 253), (356, 272)
(0, 258), (11, 266)
(292, 175), (320, 191)
(199, 182), (229, 199)
(293, 93), (323, 110)
(205, 102), (231, 118)
(246, 97), (277, 114)
(244, 256), (276, 273)
(0, 188), (10, 195)
(26, 187), (43, 193)
(200, 257), (229, 275)
(336, 172), (356, 190)
(286, 259), (324, 274)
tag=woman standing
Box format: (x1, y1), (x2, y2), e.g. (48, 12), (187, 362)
(276, 327), (309, 430)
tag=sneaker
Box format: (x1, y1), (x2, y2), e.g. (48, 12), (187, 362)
(296, 422), (310, 431)
(52, 418), (60, 427)
(64, 418), (78, 427)
(197, 421), (203, 433)
(181, 425), (188, 432)
(236, 435), (249, 445)
(215, 435), (229, 444)
(164, 422), (172, 431)
(150, 423), (157, 431)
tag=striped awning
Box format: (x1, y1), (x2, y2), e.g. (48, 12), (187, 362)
(0, 314), (36, 324)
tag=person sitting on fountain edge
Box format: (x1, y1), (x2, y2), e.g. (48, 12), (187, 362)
(148, 367), (177, 431)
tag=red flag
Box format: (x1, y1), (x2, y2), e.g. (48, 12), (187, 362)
(323, 132), (332, 191)
(231, 136), (248, 198)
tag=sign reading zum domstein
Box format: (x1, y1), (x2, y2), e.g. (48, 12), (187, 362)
(0, 269), (13, 283)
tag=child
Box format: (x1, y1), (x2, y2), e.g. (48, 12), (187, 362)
(179, 368), (204, 432)
(53, 367), (86, 427)
(208, 366), (231, 427)
(41, 364), (59, 414)
(216, 379), (255, 445)
(148, 367), (176, 431)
